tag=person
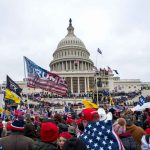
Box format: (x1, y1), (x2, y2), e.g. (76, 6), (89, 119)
(62, 137), (87, 150)
(141, 134), (150, 150)
(24, 120), (37, 140)
(32, 122), (59, 150)
(0, 118), (3, 138)
(124, 113), (146, 150)
(57, 132), (72, 149)
(113, 118), (138, 150)
(68, 126), (76, 137)
(0, 119), (34, 150)
(81, 108), (99, 123)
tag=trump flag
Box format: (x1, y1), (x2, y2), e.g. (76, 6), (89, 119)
(24, 56), (68, 96)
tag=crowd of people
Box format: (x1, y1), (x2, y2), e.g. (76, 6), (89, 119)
(0, 97), (150, 150)
(21, 90), (142, 102)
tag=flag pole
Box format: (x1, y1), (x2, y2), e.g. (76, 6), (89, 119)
(96, 49), (98, 106)
(23, 57), (29, 109)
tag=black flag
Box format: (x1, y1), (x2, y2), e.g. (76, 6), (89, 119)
(97, 48), (102, 54)
(6, 75), (22, 97)
(113, 70), (119, 74)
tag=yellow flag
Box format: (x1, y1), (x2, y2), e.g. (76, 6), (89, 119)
(109, 97), (114, 106)
(5, 88), (21, 104)
(0, 108), (4, 113)
(82, 99), (98, 109)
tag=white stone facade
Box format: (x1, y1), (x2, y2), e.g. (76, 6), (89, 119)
(49, 19), (142, 94)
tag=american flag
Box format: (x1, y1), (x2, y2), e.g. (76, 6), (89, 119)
(24, 57), (68, 96)
(80, 120), (124, 150)
(108, 67), (113, 74)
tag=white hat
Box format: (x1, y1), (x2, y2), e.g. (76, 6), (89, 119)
(106, 112), (112, 121)
(98, 108), (107, 121)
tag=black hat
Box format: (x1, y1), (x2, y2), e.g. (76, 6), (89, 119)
(62, 137), (87, 150)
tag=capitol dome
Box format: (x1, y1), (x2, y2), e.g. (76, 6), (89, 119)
(50, 19), (94, 73)
(57, 19), (86, 49)
(57, 36), (86, 49)
(56, 19), (88, 51)
(49, 19), (95, 94)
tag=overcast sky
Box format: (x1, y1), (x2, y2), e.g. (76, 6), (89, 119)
(0, 0), (150, 84)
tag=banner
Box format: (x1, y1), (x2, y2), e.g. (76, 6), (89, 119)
(5, 88), (21, 104)
(24, 56), (68, 96)
(6, 75), (22, 97)
(82, 99), (98, 109)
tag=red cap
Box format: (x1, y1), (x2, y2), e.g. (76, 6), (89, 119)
(76, 118), (82, 125)
(81, 108), (99, 121)
(66, 118), (75, 125)
(40, 122), (59, 142)
(59, 132), (72, 139)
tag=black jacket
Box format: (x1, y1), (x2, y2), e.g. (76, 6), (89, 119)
(32, 141), (58, 150)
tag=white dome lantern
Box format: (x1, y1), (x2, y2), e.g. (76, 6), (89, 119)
(57, 18), (86, 50)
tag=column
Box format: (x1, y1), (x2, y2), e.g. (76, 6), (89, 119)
(87, 77), (89, 91)
(70, 61), (72, 70)
(58, 63), (60, 71)
(82, 62), (84, 70)
(55, 64), (56, 71)
(66, 61), (68, 70)
(78, 61), (80, 71)
(56, 63), (58, 71)
(87, 63), (89, 70)
(78, 77), (80, 93)
(61, 62), (63, 71)
(84, 77), (87, 93)
(71, 77), (73, 93)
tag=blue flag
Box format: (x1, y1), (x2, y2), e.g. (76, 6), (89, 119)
(80, 120), (124, 150)
(138, 95), (145, 106)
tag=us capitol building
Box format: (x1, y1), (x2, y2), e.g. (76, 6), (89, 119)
(49, 19), (141, 94)
(3, 19), (143, 95)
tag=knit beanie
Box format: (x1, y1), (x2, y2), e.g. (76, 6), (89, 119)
(40, 122), (59, 142)
(58, 123), (68, 133)
(10, 119), (25, 132)
(113, 118), (126, 135)
(62, 137), (87, 150)
(54, 114), (62, 123)
(81, 108), (99, 122)
(59, 132), (72, 140)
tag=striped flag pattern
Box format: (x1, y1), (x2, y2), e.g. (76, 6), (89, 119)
(24, 57), (68, 96)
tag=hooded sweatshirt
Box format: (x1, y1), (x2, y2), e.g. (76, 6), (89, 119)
(126, 124), (146, 150)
